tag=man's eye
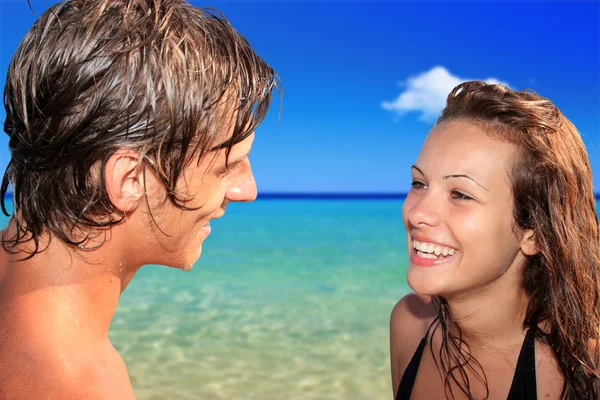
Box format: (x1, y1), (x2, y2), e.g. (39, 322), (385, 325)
(222, 161), (243, 176)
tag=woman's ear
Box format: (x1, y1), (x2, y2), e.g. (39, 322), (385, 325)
(520, 229), (539, 256)
(104, 150), (145, 214)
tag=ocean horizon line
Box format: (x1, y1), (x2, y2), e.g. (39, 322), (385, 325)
(2, 192), (600, 200)
(256, 192), (407, 200)
(259, 192), (600, 200)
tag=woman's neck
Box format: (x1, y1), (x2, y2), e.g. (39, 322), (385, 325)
(443, 267), (530, 350)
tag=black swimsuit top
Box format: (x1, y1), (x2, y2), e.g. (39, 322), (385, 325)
(395, 321), (537, 400)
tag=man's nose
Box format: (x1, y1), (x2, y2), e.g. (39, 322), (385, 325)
(225, 161), (257, 202)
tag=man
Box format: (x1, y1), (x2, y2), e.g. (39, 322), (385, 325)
(0, 0), (279, 398)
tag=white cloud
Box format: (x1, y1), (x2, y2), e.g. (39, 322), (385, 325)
(381, 66), (510, 122)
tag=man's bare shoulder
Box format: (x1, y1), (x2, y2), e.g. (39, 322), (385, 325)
(0, 344), (135, 400)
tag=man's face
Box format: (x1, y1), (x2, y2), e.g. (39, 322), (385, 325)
(133, 132), (257, 270)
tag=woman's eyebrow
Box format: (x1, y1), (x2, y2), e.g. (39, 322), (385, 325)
(411, 165), (489, 192)
(411, 165), (425, 175)
(442, 174), (489, 192)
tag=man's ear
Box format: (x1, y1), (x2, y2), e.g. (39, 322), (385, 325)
(104, 150), (145, 214)
(520, 229), (539, 256)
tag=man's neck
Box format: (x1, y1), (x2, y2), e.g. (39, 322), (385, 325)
(0, 226), (140, 342)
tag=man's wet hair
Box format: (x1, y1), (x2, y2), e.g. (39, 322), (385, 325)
(2, 0), (279, 254)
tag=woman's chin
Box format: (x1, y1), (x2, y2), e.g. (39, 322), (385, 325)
(406, 267), (448, 297)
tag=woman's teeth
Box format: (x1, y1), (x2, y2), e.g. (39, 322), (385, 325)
(413, 240), (457, 259)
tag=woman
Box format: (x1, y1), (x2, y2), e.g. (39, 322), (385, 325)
(390, 81), (600, 399)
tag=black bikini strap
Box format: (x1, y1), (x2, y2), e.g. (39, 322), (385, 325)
(507, 328), (537, 400)
(395, 317), (440, 400)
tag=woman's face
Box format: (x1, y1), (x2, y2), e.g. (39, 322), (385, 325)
(402, 120), (533, 299)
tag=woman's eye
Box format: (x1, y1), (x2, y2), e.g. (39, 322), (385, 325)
(451, 191), (474, 201)
(411, 180), (427, 190)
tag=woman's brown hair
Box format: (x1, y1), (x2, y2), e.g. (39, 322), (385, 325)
(431, 81), (600, 399)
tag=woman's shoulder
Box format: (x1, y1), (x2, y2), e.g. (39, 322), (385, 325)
(390, 292), (438, 397)
(390, 292), (437, 337)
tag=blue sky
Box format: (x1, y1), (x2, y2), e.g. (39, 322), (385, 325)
(0, 1), (598, 193)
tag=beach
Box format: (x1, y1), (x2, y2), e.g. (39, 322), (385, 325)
(1, 198), (409, 399)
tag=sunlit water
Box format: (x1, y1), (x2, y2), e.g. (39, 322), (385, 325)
(1, 198), (409, 399)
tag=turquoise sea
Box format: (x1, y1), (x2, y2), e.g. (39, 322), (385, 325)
(1, 198), (409, 400)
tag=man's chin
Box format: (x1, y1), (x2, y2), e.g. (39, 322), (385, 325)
(179, 246), (202, 271)
(175, 259), (197, 272)
(159, 245), (202, 271)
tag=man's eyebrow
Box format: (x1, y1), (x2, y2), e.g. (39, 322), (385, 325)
(209, 129), (253, 152)
(442, 174), (489, 192)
